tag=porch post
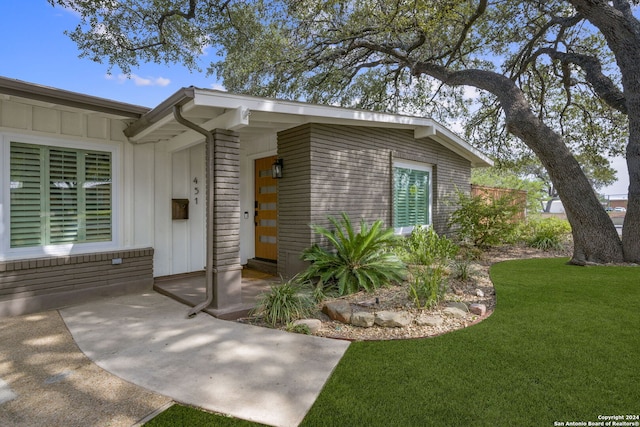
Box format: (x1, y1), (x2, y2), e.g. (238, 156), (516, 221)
(209, 128), (243, 310)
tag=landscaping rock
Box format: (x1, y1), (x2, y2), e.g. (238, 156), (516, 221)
(442, 307), (467, 318)
(322, 301), (352, 323)
(475, 289), (485, 297)
(317, 311), (331, 322)
(355, 298), (378, 308)
(445, 301), (469, 312)
(293, 319), (322, 334)
(351, 311), (375, 327)
(415, 314), (444, 327)
(374, 311), (412, 327)
(469, 303), (487, 316)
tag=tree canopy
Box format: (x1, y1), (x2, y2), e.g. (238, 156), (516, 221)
(49, 0), (640, 264)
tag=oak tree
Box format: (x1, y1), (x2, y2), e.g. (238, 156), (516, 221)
(49, 0), (640, 264)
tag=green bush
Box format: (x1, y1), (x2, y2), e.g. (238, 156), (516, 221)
(300, 213), (407, 296)
(285, 322), (312, 335)
(448, 190), (522, 249)
(522, 217), (571, 251)
(450, 258), (476, 282)
(408, 266), (447, 309)
(399, 226), (459, 266)
(253, 278), (315, 326)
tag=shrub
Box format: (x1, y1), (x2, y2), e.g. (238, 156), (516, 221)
(450, 258), (476, 282)
(285, 322), (311, 335)
(457, 245), (484, 261)
(253, 278), (315, 326)
(523, 217), (571, 251)
(448, 190), (522, 249)
(300, 213), (407, 296)
(408, 266), (447, 309)
(399, 226), (459, 266)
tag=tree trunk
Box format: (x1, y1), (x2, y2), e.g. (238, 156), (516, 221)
(616, 26), (640, 262)
(412, 63), (625, 264)
(623, 126), (640, 262)
(505, 107), (624, 264)
(568, 0), (640, 262)
(618, 39), (640, 263)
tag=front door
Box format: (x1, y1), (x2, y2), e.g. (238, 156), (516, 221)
(255, 156), (278, 261)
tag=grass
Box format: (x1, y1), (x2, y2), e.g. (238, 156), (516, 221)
(146, 258), (640, 426)
(144, 404), (269, 426)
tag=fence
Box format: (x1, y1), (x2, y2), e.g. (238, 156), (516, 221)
(470, 184), (527, 220)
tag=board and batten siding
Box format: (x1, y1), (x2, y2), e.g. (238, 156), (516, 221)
(277, 123), (471, 277)
(0, 97), (155, 317)
(0, 98), (129, 143)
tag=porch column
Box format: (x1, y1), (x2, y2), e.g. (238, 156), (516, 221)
(208, 128), (243, 310)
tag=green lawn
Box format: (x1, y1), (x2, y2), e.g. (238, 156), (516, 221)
(147, 258), (640, 426)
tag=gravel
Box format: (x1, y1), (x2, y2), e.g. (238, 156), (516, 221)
(0, 311), (171, 427)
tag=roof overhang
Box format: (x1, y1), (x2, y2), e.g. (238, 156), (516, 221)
(125, 87), (492, 167)
(0, 76), (149, 119)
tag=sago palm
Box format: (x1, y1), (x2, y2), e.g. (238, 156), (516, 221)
(300, 213), (407, 296)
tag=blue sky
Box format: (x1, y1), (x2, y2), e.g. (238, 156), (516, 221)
(0, 1), (221, 108)
(0, 1), (630, 197)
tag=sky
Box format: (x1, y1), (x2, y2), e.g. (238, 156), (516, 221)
(0, 1), (221, 108)
(0, 1), (630, 197)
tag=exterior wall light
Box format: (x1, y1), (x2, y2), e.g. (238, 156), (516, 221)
(271, 158), (283, 179)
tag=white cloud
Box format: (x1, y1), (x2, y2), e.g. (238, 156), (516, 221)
(105, 73), (171, 87)
(209, 83), (226, 91)
(463, 85), (481, 99)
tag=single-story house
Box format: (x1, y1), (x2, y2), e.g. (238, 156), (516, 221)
(0, 76), (491, 318)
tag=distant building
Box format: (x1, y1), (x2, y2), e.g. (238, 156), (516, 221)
(608, 199), (628, 210)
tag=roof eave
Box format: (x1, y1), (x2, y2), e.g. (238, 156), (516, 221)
(124, 87), (494, 167)
(0, 76), (149, 118)
(428, 126), (494, 168)
(124, 87), (196, 138)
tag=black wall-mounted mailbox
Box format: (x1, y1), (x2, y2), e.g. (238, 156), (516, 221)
(172, 199), (189, 220)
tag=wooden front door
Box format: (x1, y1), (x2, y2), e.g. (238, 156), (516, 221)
(255, 156), (278, 261)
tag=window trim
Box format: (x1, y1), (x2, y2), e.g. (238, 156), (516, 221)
(392, 159), (433, 235)
(1, 133), (121, 260)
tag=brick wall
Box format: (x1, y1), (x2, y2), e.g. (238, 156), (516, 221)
(0, 248), (154, 317)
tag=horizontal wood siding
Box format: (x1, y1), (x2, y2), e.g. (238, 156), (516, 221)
(431, 150), (472, 236)
(308, 125), (390, 241)
(277, 126), (313, 276)
(277, 123), (472, 277)
(310, 124), (470, 236)
(0, 248), (154, 317)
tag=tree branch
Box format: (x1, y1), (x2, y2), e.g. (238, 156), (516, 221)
(445, 0), (488, 66)
(535, 48), (627, 114)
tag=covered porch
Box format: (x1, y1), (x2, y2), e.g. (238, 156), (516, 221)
(153, 266), (280, 320)
(122, 87), (488, 319)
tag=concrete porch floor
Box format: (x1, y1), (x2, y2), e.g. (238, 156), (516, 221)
(153, 268), (281, 320)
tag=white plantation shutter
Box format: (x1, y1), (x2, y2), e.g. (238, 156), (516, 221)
(393, 165), (430, 229)
(83, 151), (112, 241)
(49, 148), (79, 244)
(9, 142), (112, 248)
(10, 143), (45, 247)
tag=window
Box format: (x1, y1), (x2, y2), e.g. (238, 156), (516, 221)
(10, 141), (112, 248)
(393, 160), (432, 234)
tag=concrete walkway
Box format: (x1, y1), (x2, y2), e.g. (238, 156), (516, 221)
(59, 292), (350, 427)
